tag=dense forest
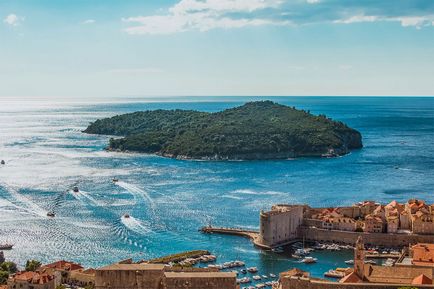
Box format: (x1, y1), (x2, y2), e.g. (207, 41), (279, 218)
(84, 101), (363, 160)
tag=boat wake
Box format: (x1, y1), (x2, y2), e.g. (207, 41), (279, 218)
(1, 183), (48, 218)
(121, 215), (151, 235)
(70, 189), (103, 206)
(115, 181), (155, 210)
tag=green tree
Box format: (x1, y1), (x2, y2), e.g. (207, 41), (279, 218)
(25, 260), (42, 272)
(0, 270), (9, 285)
(0, 261), (17, 274)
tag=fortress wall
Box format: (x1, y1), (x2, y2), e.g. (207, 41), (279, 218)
(299, 227), (434, 246)
(280, 277), (434, 289)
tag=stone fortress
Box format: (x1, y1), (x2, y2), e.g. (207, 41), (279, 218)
(258, 199), (434, 248)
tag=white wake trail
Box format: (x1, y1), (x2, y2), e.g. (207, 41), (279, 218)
(121, 215), (151, 234)
(115, 181), (155, 210)
(1, 183), (48, 217)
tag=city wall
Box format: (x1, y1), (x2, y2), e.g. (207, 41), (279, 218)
(280, 277), (434, 289)
(299, 227), (434, 247)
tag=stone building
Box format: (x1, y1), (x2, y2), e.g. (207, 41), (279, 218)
(259, 205), (304, 247)
(95, 262), (237, 289)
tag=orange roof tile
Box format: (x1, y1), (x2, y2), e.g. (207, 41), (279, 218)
(412, 274), (432, 285)
(340, 272), (362, 283)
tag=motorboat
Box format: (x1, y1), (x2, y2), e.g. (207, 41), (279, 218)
(0, 243), (13, 250)
(269, 273), (276, 278)
(47, 212), (55, 217)
(247, 267), (258, 273)
(124, 214), (130, 218)
(1, 160), (5, 165)
(112, 178), (119, 183)
(238, 277), (251, 284)
(301, 257), (317, 264)
(73, 186), (79, 192)
(324, 270), (345, 278)
(252, 275), (261, 281)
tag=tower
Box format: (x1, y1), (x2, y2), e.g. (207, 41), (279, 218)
(354, 236), (365, 280)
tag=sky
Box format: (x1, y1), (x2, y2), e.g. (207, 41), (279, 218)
(1, 0), (434, 98)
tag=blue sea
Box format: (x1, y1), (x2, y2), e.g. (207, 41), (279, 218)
(0, 96), (433, 281)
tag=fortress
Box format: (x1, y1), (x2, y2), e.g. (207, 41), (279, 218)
(257, 199), (434, 248)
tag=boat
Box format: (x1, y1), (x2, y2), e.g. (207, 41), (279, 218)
(269, 273), (276, 278)
(344, 260), (354, 265)
(0, 244), (13, 250)
(324, 270), (345, 278)
(252, 275), (261, 281)
(47, 212), (55, 217)
(291, 254), (302, 259)
(238, 277), (251, 284)
(261, 275), (268, 279)
(240, 269), (247, 274)
(255, 283), (266, 288)
(73, 186), (79, 192)
(124, 214), (130, 218)
(272, 246), (284, 253)
(301, 257), (317, 264)
(247, 267), (258, 273)
(112, 178), (119, 183)
(1, 160), (5, 165)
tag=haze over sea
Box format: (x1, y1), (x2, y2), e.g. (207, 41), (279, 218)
(0, 96), (433, 278)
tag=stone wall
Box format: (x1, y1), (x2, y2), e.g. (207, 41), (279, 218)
(299, 227), (434, 246)
(162, 272), (236, 289)
(279, 277), (434, 289)
(260, 206), (304, 247)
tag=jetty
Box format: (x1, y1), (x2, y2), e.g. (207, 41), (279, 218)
(200, 226), (270, 249)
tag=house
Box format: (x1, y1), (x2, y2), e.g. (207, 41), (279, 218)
(7, 271), (56, 289)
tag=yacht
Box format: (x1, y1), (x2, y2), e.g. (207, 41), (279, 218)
(0, 243), (13, 250)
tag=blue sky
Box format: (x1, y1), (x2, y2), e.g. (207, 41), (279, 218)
(1, 0), (433, 98)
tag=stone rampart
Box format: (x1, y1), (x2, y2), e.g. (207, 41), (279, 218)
(299, 227), (434, 247)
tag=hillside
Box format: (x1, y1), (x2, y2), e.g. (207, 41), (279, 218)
(83, 101), (363, 160)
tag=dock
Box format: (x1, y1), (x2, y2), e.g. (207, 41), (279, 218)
(200, 226), (269, 249)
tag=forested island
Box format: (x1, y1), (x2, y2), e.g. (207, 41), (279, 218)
(84, 101), (362, 160)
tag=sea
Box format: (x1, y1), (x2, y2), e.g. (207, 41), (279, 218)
(0, 96), (433, 281)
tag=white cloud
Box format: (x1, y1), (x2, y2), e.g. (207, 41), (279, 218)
(123, 0), (285, 35)
(3, 14), (24, 27)
(82, 19), (96, 24)
(306, 0), (320, 4)
(396, 16), (432, 28)
(334, 15), (378, 24)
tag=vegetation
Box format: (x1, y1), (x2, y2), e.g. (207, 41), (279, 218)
(84, 101), (362, 160)
(0, 260), (17, 285)
(147, 250), (210, 264)
(25, 259), (42, 272)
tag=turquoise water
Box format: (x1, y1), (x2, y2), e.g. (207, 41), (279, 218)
(0, 97), (432, 280)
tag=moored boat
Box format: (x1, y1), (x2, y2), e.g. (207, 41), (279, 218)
(47, 212), (55, 217)
(0, 243), (13, 250)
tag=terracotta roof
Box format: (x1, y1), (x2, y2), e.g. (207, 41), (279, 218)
(339, 272), (362, 283)
(412, 274), (432, 285)
(281, 268), (309, 278)
(412, 243), (434, 266)
(42, 260), (83, 271)
(12, 271), (55, 284)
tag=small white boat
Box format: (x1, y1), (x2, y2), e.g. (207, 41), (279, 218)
(261, 275), (268, 279)
(344, 260), (354, 265)
(301, 257), (317, 264)
(252, 275), (261, 281)
(269, 273), (276, 278)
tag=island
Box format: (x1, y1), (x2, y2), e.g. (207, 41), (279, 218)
(83, 101), (363, 160)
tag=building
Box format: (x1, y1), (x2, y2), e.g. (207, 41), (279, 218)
(40, 260), (85, 286)
(95, 263), (166, 289)
(259, 205), (304, 247)
(95, 262), (237, 289)
(411, 243), (434, 267)
(7, 271), (56, 289)
(363, 214), (383, 233)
